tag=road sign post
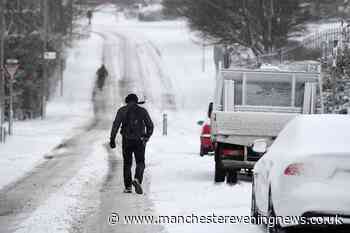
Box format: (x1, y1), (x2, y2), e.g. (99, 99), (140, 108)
(5, 59), (19, 136)
(163, 113), (168, 136)
(41, 51), (57, 119)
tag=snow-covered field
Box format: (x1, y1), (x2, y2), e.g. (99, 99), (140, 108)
(291, 20), (341, 42)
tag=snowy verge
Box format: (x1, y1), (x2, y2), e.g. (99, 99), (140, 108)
(14, 141), (108, 233)
(0, 33), (103, 190)
(146, 110), (262, 233)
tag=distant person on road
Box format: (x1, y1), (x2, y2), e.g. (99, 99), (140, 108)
(96, 64), (108, 91)
(109, 94), (154, 194)
(87, 10), (93, 25)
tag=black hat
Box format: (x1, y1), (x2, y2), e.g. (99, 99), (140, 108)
(125, 93), (139, 104)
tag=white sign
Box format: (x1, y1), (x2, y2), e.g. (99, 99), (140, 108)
(5, 59), (19, 77)
(5, 64), (19, 77)
(44, 52), (57, 60)
(6, 59), (19, 64)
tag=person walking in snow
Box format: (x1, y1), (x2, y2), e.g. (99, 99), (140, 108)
(96, 64), (108, 91)
(109, 94), (154, 194)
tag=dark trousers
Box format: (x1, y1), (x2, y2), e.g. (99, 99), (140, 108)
(122, 138), (145, 188)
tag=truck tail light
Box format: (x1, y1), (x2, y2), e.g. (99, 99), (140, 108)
(221, 148), (243, 157)
(284, 163), (305, 176)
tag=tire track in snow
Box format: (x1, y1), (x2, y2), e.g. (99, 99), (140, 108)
(78, 30), (166, 233)
(141, 41), (176, 110)
(110, 32), (176, 111)
(0, 121), (106, 233)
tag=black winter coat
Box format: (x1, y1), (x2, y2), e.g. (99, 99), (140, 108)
(110, 103), (154, 141)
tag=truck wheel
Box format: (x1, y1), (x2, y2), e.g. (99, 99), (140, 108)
(226, 170), (238, 184)
(214, 162), (226, 182)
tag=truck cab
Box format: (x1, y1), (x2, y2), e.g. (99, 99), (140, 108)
(211, 65), (322, 184)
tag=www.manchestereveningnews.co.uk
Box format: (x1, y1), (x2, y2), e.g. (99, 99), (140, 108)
(108, 212), (344, 227)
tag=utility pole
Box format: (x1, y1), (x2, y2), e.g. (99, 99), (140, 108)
(332, 40), (339, 109)
(69, 0), (73, 39)
(42, 0), (49, 119)
(268, 0), (274, 53)
(58, 1), (64, 97)
(0, 0), (5, 142)
(59, 35), (64, 97)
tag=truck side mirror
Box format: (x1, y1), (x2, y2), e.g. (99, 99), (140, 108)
(252, 139), (268, 153)
(208, 102), (213, 118)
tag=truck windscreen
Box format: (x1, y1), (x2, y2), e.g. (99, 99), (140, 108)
(222, 71), (311, 108)
(234, 74), (306, 108)
(246, 80), (292, 107)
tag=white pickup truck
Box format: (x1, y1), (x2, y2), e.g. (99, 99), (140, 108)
(210, 66), (322, 184)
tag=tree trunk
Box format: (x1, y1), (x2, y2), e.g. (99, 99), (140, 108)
(315, 0), (321, 19)
(267, 0), (274, 53)
(0, 0), (5, 134)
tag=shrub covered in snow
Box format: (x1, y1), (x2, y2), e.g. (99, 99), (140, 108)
(138, 4), (165, 21)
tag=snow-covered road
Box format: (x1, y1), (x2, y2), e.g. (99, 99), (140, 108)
(0, 5), (265, 233)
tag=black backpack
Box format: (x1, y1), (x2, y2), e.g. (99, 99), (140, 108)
(123, 105), (146, 140)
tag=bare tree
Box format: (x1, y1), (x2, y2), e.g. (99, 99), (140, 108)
(1, 0), (86, 119)
(163, 0), (308, 55)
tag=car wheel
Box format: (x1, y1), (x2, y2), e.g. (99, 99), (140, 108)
(267, 189), (284, 233)
(214, 162), (226, 182)
(226, 170), (238, 184)
(251, 176), (259, 221)
(200, 146), (206, 157)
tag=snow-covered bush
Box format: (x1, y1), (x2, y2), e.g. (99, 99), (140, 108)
(138, 4), (165, 21)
